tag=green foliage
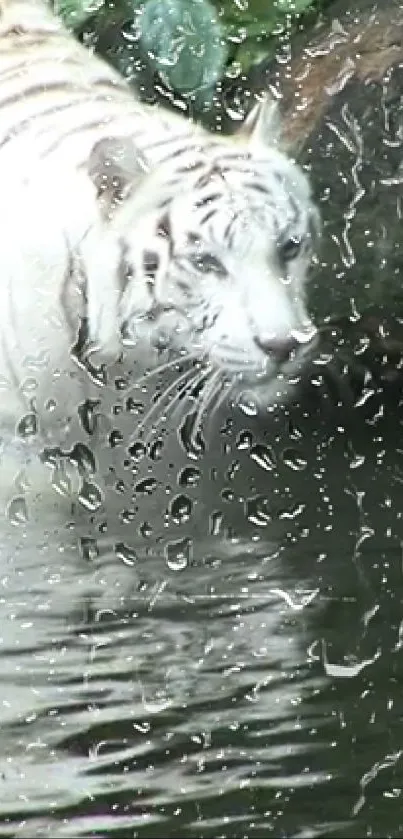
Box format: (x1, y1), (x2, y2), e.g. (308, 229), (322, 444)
(58, 0), (323, 93)
(137, 0), (227, 106)
(54, 0), (103, 28)
(217, 0), (317, 73)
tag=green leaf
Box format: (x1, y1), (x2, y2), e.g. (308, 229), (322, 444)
(55, 0), (104, 28)
(137, 0), (228, 105)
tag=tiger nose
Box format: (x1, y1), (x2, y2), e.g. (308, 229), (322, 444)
(253, 335), (301, 363)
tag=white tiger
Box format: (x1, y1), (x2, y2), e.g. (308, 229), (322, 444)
(0, 0), (319, 516)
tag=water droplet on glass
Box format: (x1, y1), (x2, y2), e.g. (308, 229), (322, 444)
(245, 495), (272, 527)
(78, 398), (100, 435)
(69, 442), (96, 476)
(169, 493), (193, 524)
(120, 507), (136, 524)
(139, 520), (153, 538)
(109, 429), (124, 448)
(79, 536), (99, 561)
(52, 461), (72, 497)
(165, 537), (192, 571)
(279, 502), (306, 521)
(7, 495), (28, 525)
(17, 412), (37, 439)
(250, 443), (277, 471)
(237, 391), (258, 417)
(226, 460), (240, 481)
(282, 448), (308, 472)
(115, 375), (129, 391)
(21, 377), (38, 396)
(41, 446), (62, 468)
(178, 466), (201, 487)
(236, 430), (253, 450)
(149, 439), (164, 461)
(78, 480), (103, 512)
(209, 510), (223, 536)
(136, 478), (157, 496)
(126, 397), (144, 416)
(115, 542), (137, 566)
(128, 441), (146, 461)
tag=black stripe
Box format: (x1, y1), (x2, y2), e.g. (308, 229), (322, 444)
(199, 208), (216, 225)
(0, 91), (128, 150)
(194, 192), (221, 210)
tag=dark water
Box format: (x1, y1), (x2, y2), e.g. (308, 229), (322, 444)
(1, 382), (403, 839)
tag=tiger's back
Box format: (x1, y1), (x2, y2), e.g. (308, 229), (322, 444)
(0, 0), (203, 176)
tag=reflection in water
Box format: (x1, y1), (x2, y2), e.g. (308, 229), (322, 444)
(0, 381), (403, 838)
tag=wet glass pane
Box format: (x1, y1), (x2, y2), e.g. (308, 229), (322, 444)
(0, 0), (403, 837)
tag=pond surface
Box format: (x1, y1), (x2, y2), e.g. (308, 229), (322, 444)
(1, 386), (403, 839)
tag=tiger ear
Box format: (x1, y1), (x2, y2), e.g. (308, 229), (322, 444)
(237, 94), (282, 148)
(88, 136), (148, 216)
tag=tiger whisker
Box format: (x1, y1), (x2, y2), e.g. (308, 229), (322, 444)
(132, 365), (198, 442)
(169, 366), (212, 425)
(142, 366), (211, 446)
(211, 374), (234, 421)
(190, 368), (224, 448)
(128, 351), (202, 393)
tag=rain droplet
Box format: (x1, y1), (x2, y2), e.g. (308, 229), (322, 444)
(178, 466), (201, 487)
(236, 430), (253, 450)
(250, 443), (277, 471)
(149, 439), (164, 461)
(7, 495), (28, 525)
(120, 508), (136, 524)
(115, 375), (129, 391)
(226, 460), (240, 481)
(78, 398), (100, 435)
(237, 391), (258, 417)
(169, 493), (193, 524)
(17, 412), (37, 439)
(21, 377), (38, 396)
(126, 397), (144, 415)
(128, 441), (146, 461)
(79, 536), (99, 561)
(245, 495), (272, 527)
(136, 478), (157, 496)
(115, 542), (137, 566)
(279, 503), (306, 521)
(40, 446), (62, 468)
(282, 448), (308, 472)
(52, 461), (72, 497)
(69, 442), (96, 476)
(139, 520), (153, 538)
(165, 537), (192, 571)
(109, 429), (124, 448)
(209, 510), (223, 536)
(78, 480), (103, 512)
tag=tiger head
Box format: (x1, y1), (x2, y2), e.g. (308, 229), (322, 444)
(87, 96), (319, 406)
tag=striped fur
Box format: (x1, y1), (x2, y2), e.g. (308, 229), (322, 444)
(0, 0), (319, 447)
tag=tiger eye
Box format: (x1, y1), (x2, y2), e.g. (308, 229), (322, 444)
(280, 236), (303, 262)
(190, 252), (226, 277)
